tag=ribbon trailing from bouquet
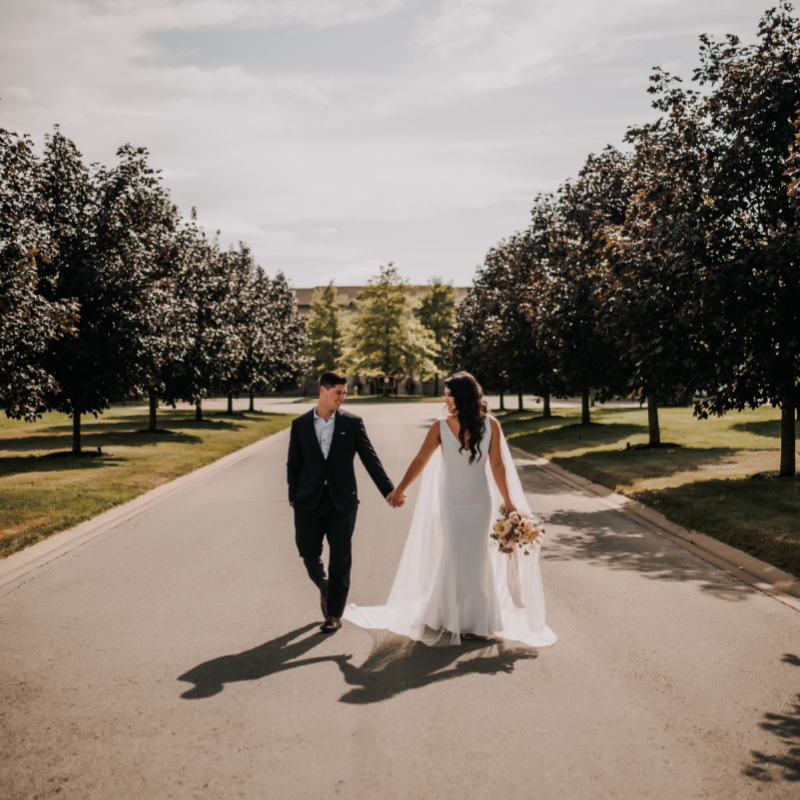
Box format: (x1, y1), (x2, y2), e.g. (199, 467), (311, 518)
(505, 550), (525, 609)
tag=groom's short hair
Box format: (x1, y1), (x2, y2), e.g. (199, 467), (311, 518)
(319, 371), (347, 389)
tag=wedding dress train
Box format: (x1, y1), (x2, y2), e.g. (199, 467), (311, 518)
(344, 416), (556, 648)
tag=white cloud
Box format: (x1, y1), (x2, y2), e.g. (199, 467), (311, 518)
(159, 165), (199, 180)
(0, 0), (766, 285)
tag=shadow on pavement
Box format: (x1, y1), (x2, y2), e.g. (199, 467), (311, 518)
(336, 630), (537, 704)
(543, 508), (755, 602)
(178, 623), (338, 699)
(177, 625), (537, 703)
(745, 654), (800, 783)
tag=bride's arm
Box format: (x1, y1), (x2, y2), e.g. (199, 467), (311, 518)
(488, 417), (517, 516)
(386, 421), (441, 507)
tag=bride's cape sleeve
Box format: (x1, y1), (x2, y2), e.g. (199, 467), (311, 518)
(342, 421), (445, 642)
(487, 417), (556, 647)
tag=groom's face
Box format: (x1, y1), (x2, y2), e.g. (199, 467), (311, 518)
(319, 383), (347, 414)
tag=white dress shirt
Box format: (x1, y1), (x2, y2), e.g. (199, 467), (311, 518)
(313, 406), (336, 459)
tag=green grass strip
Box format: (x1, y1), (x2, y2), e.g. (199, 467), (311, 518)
(0, 406), (295, 559)
(498, 405), (800, 578)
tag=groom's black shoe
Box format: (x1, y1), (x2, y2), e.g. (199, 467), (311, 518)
(320, 616), (342, 634)
(320, 594), (328, 620)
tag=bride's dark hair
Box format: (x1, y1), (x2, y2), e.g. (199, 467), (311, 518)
(445, 372), (488, 464)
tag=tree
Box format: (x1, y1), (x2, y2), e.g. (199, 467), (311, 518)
(684, 2), (800, 476)
(415, 277), (456, 396)
(536, 148), (633, 425)
(305, 281), (350, 377)
(259, 271), (310, 400)
(229, 265), (310, 411)
(0, 128), (77, 420)
(214, 243), (258, 415)
(601, 110), (713, 446)
(518, 196), (569, 418)
(163, 224), (244, 422)
(38, 135), (183, 452)
(98, 147), (184, 433)
(347, 264), (438, 385)
(448, 275), (504, 401)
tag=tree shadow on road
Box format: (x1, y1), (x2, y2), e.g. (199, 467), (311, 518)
(745, 654), (800, 783)
(177, 624), (537, 703)
(543, 508), (756, 602)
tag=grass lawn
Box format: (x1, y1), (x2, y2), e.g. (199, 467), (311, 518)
(497, 405), (800, 578)
(0, 406), (295, 559)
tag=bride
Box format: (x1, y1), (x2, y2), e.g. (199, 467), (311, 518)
(344, 372), (556, 647)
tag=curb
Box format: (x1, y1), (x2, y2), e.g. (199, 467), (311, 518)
(510, 445), (800, 613)
(0, 428), (291, 592)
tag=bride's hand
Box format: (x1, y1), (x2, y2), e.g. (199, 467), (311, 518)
(387, 489), (406, 509)
(505, 501), (518, 518)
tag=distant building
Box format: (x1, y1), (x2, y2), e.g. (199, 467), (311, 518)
(293, 285), (469, 319)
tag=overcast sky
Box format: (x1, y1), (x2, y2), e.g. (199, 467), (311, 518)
(1, 0), (766, 287)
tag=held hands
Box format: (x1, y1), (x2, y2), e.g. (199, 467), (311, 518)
(387, 488), (407, 509)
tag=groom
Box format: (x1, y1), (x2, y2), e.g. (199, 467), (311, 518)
(287, 371), (397, 633)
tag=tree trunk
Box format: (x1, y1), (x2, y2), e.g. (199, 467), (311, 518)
(72, 409), (81, 455)
(780, 391), (796, 477)
(227, 394), (233, 415)
(148, 388), (158, 432)
(434, 374), (439, 397)
(647, 394), (661, 447)
(249, 388), (255, 412)
(581, 388), (590, 426)
(518, 391), (524, 412)
(543, 393), (551, 419)
(195, 401), (203, 422)
(499, 391), (505, 411)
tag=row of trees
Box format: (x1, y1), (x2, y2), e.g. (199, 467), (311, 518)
(449, 2), (800, 476)
(305, 265), (457, 393)
(0, 127), (308, 453)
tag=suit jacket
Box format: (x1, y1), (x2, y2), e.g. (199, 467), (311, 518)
(287, 408), (394, 513)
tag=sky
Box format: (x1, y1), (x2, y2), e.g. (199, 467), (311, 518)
(0, 0), (767, 288)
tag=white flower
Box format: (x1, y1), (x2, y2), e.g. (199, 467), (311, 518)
(494, 519), (512, 536)
(518, 518), (535, 535)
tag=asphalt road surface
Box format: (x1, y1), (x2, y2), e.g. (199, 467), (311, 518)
(2, 400), (799, 799)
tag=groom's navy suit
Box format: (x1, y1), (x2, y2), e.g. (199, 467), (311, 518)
(287, 408), (394, 618)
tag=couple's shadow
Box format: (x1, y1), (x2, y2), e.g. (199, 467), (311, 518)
(178, 623), (539, 703)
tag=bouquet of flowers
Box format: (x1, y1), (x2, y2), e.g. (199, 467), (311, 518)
(490, 505), (545, 556)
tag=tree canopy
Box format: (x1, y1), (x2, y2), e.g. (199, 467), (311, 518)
(346, 264), (438, 380)
(0, 127), (308, 450)
(305, 281), (350, 377)
(449, 1), (800, 474)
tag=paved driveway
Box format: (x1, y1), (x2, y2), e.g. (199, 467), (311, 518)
(1, 400), (799, 798)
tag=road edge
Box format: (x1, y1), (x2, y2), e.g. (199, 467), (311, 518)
(0, 428), (291, 592)
(510, 445), (800, 613)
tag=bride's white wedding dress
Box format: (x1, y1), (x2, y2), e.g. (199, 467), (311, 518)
(344, 416), (556, 647)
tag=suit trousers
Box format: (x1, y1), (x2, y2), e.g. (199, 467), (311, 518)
(294, 487), (358, 618)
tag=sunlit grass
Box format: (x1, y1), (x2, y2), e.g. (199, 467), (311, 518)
(0, 406), (294, 558)
(498, 405), (800, 577)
